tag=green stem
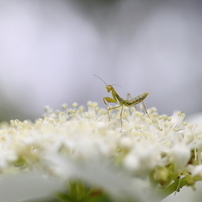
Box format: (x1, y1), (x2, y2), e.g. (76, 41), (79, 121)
(154, 176), (190, 201)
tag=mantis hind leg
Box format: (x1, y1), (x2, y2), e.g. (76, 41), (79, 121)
(120, 105), (123, 132)
(126, 93), (132, 100)
(142, 101), (150, 118)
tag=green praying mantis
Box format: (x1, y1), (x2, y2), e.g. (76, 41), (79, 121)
(94, 74), (149, 131)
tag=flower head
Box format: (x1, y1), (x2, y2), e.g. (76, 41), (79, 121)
(0, 102), (202, 201)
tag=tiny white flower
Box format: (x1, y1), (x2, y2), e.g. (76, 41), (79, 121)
(192, 165), (202, 177)
(124, 142), (161, 175)
(170, 143), (191, 169)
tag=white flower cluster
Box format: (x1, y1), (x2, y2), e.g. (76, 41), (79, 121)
(0, 101), (202, 201)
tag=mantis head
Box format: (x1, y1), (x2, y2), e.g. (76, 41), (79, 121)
(106, 85), (113, 92)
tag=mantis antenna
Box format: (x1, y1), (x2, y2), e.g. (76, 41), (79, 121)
(93, 74), (122, 88)
(93, 74), (107, 85)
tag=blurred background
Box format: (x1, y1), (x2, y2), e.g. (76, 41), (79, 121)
(0, 1), (202, 201)
(0, 0), (202, 122)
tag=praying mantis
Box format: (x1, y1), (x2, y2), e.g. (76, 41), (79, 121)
(93, 74), (149, 131)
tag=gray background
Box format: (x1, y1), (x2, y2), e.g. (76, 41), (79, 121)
(0, 1), (202, 201)
(0, 0), (201, 121)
